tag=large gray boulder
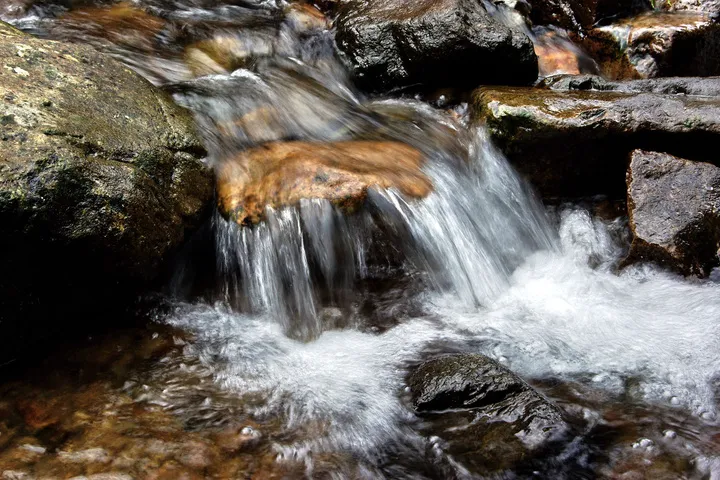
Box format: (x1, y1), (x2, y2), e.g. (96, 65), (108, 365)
(472, 85), (720, 198)
(625, 150), (720, 276)
(0, 22), (213, 359)
(334, 0), (538, 92)
(408, 354), (568, 476)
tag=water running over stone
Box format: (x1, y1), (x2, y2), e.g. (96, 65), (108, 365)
(3, 1), (720, 478)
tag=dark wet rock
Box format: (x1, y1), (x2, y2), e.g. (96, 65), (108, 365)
(528, 0), (648, 32)
(540, 74), (720, 96)
(625, 150), (720, 276)
(581, 12), (720, 79)
(0, 23), (213, 361)
(334, 0), (538, 92)
(217, 141), (431, 224)
(408, 354), (568, 476)
(472, 86), (720, 198)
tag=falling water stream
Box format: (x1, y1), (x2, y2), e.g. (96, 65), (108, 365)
(3, 1), (720, 478)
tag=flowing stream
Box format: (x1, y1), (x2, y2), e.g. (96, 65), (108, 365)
(4, 1), (720, 478)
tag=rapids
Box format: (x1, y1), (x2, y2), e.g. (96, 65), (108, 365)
(3, 0), (720, 478)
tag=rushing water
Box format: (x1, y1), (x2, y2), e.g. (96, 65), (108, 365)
(4, 1), (720, 478)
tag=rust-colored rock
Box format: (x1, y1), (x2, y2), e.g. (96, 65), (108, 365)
(55, 2), (166, 50)
(534, 30), (585, 76)
(285, 2), (330, 33)
(183, 33), (273, 78)
(581, 12), (720, 79)
(217, 141), (432, 224)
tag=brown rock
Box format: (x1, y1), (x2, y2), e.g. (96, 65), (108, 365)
(175, 441), (217, 469)
(54, 2), (166, 50)
(183, 33), (273, 78)
(534, 30), (586, 76)
(144, 462), (204, 480)
(581, 12), (720, 79)
(213, 423), (262, 453)
(625, 150), (720, 276)
(217, 141), (432, 224)
(16, 399), (61, 431)
(285, 3), (330, 33)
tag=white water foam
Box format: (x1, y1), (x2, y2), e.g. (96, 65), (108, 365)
(168, 170), (720, 477)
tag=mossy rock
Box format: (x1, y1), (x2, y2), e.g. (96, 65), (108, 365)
(0, 21), (213, 361)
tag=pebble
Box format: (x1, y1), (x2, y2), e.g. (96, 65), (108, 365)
(58, 448), (111, 464)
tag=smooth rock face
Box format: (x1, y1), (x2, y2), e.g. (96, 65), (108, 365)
(473, 86), (720, 198)
(625, 150), (720, 276)
(582, 12), (720, 79)
(217, 141), (431, 224)
(408, 354), (568, 476)
(334, 0), (538, 92)
(0, 22), (213, 358)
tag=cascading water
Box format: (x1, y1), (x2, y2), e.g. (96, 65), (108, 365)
(5, 1), (720, 478)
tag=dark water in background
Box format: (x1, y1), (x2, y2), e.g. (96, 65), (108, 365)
(2, 1), (720, 478)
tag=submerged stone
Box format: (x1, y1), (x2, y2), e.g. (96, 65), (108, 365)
(625, 150), (720, 276)
(408, 354), (568, 476)
(216, 141), (432, 224)
(472, 85), (720, 198)
(333, 0), (538, 92)
(183, 33), (274, 78)
(0, 22), (213, 361)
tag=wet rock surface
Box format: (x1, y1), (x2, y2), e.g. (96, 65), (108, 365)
(528, 0), (646, 32)
(581, 12), (720, 79)
(408, 354), (569, 476)
(625, 150), (720, 276)
(0, 22), (213, 361)
(334, 0), (538, 92)
(473, 85), (720, 198)
(540, 73), (720, 95)
(216, 140), (431, 224)
(183, 32), (274, 78)
(659, 0), (720, 18)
